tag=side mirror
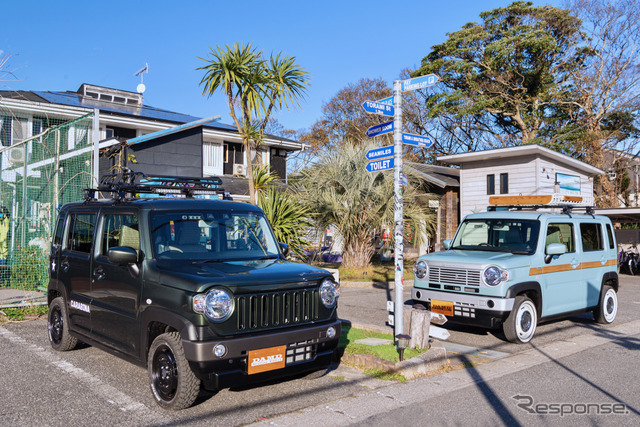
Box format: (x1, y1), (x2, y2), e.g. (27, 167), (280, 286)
(544, 243), (567, 264)
(108, 246), (138, 265)
(443, 239), (452, 250)
(279, 242), (290, 258)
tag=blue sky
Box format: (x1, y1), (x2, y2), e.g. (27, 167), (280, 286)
(2, 0), (560, 133)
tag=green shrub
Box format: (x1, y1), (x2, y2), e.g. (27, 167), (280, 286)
(10, 246), (48, 291)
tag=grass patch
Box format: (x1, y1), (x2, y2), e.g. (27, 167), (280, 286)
(363, 368), (407, 382)
(314, 260), (415, 282)
(0, 305), (48, 322)
(339, 324), (427, 364)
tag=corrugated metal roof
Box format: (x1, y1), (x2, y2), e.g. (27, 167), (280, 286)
(406, 162), (460, 188)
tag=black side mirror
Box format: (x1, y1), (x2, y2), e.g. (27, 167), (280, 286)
(108, 246), (138, 265)
(279, 242), (290, 258)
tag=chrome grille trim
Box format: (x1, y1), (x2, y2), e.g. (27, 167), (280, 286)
(428, 267), (482, 286)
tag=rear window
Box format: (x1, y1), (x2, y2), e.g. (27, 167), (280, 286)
(580, 223), (604, 252)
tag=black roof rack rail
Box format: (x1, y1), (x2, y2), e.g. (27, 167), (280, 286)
(487, 204), (596, 214)
(84, 172), (228, 202)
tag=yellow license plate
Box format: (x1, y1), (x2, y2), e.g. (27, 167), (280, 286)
(248, 345), (286, 375)
(431, 299), (454, 316)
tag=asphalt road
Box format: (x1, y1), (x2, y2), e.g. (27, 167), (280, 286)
(1, 275), (638, 425)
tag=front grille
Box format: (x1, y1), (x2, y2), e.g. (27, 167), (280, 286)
(236, 288), (320, 332)
(286, 339), (318, 365)
(428, 267), (481, 287)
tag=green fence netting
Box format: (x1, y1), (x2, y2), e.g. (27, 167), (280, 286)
(1, 109), (94, 291)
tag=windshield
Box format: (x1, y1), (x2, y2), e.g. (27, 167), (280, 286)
(151, 210), (280, 262)
(451, 218), (540, 255)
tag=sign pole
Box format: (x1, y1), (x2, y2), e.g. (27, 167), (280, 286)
(393, 79), (404, 339)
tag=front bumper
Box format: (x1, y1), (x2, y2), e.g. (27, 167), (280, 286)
(412, 287), (514, 328)
(182, 320), (341, 389)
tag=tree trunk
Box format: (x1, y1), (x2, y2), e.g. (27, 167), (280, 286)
(342, 233), (376, 269)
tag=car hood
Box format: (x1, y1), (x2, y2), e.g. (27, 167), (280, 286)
(422, 249), (531, 269)
(155, 258), (332, 292)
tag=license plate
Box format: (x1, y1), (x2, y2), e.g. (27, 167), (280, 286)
(431, 299), (454, 316)
(248, 345), (286, 375)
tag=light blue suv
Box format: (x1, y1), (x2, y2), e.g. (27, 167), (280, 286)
(412, 210), (619, 343)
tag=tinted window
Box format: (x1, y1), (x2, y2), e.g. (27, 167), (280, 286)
(580, 223), (603, 252)
(53, 215), (66, 247)
(102, 214), (139, 255)
(606, 224), (615, 249)
(452, 219), (539, 254)
(546, 223), (575, 253)
(68, 213), (96, 253)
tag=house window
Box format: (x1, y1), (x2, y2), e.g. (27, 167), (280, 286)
(487, 174), (495, 195)
(500, 173), (509, 194)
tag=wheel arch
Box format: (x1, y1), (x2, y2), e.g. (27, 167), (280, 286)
(505, 281), (542, 317)
(141, 307), (200, 362)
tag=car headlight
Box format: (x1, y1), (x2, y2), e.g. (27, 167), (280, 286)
(320, 279), (339, 308)
(193, 288), (234, 322)
(413, 260), (427, 279)
(483, 266), (509, 286)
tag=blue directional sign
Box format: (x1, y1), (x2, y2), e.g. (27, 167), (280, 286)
(361, 100), (394, 116)
(366, 157), (394, 172)
(376, 96), (394, 105)
(402, 133), (434, 148)
(366, 145), (394, 160)
(402, 74), (439, 92)
(366, 121), (394, 138)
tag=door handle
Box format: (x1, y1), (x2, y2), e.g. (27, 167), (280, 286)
(61, 259), (70, 272)
(93, 267), (105, 281)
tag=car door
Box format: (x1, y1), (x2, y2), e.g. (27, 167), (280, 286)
(89, 209), (142, 354)
(579, 221), (607, 309)
(59, 211), (96, 335)
(538, 221), (583, 316)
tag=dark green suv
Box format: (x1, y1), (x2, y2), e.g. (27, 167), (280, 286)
(47, 175), (340, 410)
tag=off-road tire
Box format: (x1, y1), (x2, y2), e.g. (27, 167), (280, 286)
(593, 285), (618, 324)
(48, 297), (78, 351)
(503, 295), (537, 344)
(148, 332), (200, 410)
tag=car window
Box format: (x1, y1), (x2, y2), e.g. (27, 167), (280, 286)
(606, 224), (615, 249)
(102, 214), (140, 255)
(580, 223), (604, 252)
(545, 223), (575, 253)
(67, 213), (96, 253)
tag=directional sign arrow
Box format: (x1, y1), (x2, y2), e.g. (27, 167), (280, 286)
(402, 74), (439, 92)
(366, 145), (394, 160)
(366, 157), (394, 172)
(366, 121), (394, 138)
(361, 100), (394, 116)
(402, 133), (434, 148)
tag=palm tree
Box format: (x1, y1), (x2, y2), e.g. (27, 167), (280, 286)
(198, 43), (309, 204)
(298, 140), (437, 269)
(258, 187), (311, 258)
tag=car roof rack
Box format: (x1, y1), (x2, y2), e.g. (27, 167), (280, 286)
(83, 172), (228, 202)
(487, 194), (595, 215)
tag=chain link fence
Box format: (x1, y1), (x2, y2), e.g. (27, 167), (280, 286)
(0, 108), (94, 291)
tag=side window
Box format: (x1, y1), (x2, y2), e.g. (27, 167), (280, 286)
(102, 214), (140, 255)
(545, 223), (575, 253)
(53, 215), (66, 247)
(606, 224), (615, 250)
(580, 223), (604, 252)
(67, 213), (96, 253)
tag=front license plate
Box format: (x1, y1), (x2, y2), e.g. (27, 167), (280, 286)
(248, 345), (286, 375)
(431, 299), (454, 316)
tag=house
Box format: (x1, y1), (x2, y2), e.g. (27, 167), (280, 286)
(437, 145), (604, 218)
(0, 84), (305, 265)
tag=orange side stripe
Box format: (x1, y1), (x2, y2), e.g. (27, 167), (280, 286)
(529, 259), (616, 276)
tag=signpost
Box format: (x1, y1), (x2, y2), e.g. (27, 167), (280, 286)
(402, 133), (433, 148)
(366, 145), (394, 160)
(361, 100), (394, 117)
(401, 74), (439, 92)
(366, 158), (394, 172)
(361, 74), (440, 347)
(365, 121), (394, 138)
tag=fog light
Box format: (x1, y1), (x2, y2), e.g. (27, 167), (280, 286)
(327, 326), (336, 339)
(213, 344), (227, 358)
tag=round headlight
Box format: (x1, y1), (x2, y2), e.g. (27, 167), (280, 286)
(483, 266), (509, 286)
(320, 280), (339, 308)
(203, 288), (234, 321)
(413, 260), (427, 279)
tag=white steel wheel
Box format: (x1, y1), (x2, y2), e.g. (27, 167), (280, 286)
(503, 296), (537, 344)
(594, 285), (618, 324)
